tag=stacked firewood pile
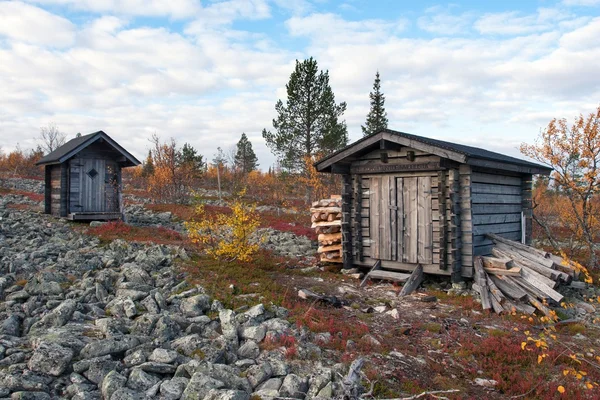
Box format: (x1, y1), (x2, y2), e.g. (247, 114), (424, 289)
(311, 196), (343, 263)
(472, 233), (579, 316)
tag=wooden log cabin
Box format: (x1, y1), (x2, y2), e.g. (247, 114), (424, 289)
(315, 129), (552, 282)
(36, 131), (140, 221)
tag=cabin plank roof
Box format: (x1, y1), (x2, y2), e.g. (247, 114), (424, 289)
(316, 129), (552, 175)
(36, 130), (141, 167)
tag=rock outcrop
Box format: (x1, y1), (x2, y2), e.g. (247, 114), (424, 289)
(0, 194), (338, 400)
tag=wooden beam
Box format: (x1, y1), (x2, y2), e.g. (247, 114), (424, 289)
(473, 257), (492, 310)
(467, 157), (552, 176)
(483, 266), (521, 276)
(488, 275), (527, 301)
(60, 163), (69, 217)
(44, 165), (51, 214)
(398, 264), (424, 296)
(341, 174), (353, 270)
(367, 270), (412, 283)
(360, 259), (381, 287)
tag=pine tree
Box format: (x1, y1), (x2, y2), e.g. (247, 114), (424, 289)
(234, 133), (258, 173)
(141, 150), (155, 177)
(179, 143), (205, 176)
(262, 57), (348, 174)
(362, 71), (388, 137)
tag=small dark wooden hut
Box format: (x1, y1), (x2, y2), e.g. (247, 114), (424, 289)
(315, 129), (552, 282)
(36, 131), (140, 220)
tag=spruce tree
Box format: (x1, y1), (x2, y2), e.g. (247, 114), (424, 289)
(141, 150), (155, 177)
(262, 57), (348, 174)
(234, 133), (258, 173)
(362, 71), (388, 137)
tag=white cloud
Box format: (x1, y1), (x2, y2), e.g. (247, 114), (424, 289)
(1, 3), (599, 169)
(563, 0), (600, 6)
(474, 8), (569, 35)
(417, 11), (473, 35)
(26, 0), (200, 18)
(286, 13), (408, 45)
(0, 1), (75, 47)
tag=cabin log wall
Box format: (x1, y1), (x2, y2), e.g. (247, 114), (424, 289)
(471, 168), (523, 257)
(346, 147), (473, 277)
(522, 174), (533, 245)
(341, 174), (353, 269)
(50, 165), (61, 217)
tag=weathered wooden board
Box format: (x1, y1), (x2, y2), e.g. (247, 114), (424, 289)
(471, 194), (522, 204)
(417, 176), (433, 264)
(380, 176), (392, 260)
(473, 213), (522, 225)
(472, 204), (522, 215)
(471, 183), (522, 195)
(370, 177), (380, 259)
(368, 270), (412, 283)
(471, 172), (521, 186)
(403, 177), (418, 263)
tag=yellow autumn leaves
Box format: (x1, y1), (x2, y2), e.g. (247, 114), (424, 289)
(186, 190), (261, 263)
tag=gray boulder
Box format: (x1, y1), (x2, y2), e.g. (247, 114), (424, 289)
(246, 362), (272, 389)
(29, 299), (77, 332)
(237, 341), (259, 360)
(79, 336), (140, 359)
(203, 389), (250, 400)
(181, 372), (225, 400)
(160, 377), (189, 400)
(9, 392), (51, 400)
(101, 370), (127, 400)
(127, 367), (161, 391)
(279, 374), (309, 399)
(27, 342), (74, 376)
(180, 294), (211, 317)
(148, 348), (179, 364)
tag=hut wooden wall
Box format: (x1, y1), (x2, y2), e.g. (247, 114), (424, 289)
(49, 165), (61, 216)
(347, 147), (472, 277)
(470, 168), (523, 257)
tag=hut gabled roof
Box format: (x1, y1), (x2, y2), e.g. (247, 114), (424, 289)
(315, 129), (552, 175)
(36, 130), (141, 167)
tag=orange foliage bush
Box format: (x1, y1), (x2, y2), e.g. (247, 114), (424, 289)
(522, 105), (600, 268)
(0, 146), (44, 179)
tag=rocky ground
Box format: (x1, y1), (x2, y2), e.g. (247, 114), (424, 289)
(0, 194), (344, 400)
(2, 179), (600, 399)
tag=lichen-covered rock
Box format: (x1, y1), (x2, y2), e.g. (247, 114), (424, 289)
(237, 341), (260, 360)
(127, 367), (161, 391)
(101, 370), (127, 400)
(181, 372), (225, 400)
(160, 377), (189, 400)
(148, 348), (179, 364)
(203, 388), (251, 400)
(27, 342), (74, 377)
(29, 299), (77, 332)
(79, 336), (140, 359)
(279, 374), (309, 399)
(180, 294), (211, 317)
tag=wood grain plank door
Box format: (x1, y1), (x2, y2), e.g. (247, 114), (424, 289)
(81, 159), (106, 212)
(403, 177), (418, 263)
(417, 176), (433, 263)
(370, 177), (381, 259)
(397, 176), (434, 264)
(69, 160), (83, 214)
(369, 176), (397, 261)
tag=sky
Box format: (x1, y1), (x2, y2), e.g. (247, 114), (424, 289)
(1, 0), (599, 169)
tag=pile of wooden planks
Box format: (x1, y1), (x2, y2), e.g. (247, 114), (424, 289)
(472, 234), (579, 316)
(311, 196), (343, 263)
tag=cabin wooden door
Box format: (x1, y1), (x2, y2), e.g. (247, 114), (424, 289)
(370, 176), (433, 263)
(69, 159), (119, 213)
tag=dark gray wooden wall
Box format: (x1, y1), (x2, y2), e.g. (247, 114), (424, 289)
(470, 169), (523, 257)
